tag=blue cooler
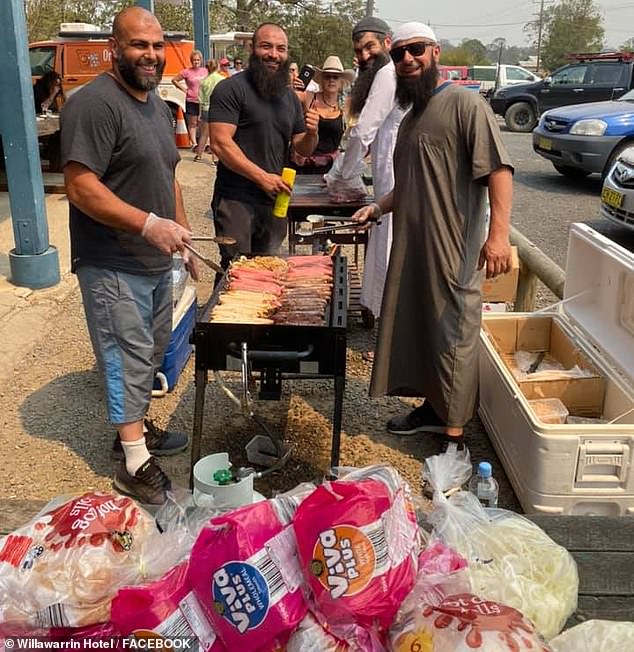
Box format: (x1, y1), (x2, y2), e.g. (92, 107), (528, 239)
(157, 285), (197, 392)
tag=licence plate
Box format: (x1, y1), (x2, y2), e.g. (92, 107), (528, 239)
(601, 186), (624, 209)
(538, 137), (552, 151)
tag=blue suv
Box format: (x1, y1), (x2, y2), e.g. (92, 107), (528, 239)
(532, 89), (634, 178)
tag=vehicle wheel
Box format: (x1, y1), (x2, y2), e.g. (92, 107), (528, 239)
(504, 102), (537, 132)
(552, 164), (590, 179)
(602, 141), (633, 180)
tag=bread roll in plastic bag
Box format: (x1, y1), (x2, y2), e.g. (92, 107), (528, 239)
(388, 593), (552, 652)
(550, 620), (634, 651)
(112, 561), (224, 649)
(283, 613), (350, 651)
(188, 500), (307, 651)
(423, 450), (578, 640)
(292, 466), (421, 647)
(0, 492), (170, 629)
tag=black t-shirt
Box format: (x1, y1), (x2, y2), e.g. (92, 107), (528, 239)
(315, 113), (344, 155)
(209, 72), (305, 205)
(61, 74), (180, 274)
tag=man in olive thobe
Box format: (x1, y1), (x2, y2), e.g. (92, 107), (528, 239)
(354, 22), (514, 450)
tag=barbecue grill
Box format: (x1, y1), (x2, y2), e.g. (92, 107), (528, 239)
(190, 254), (348, 485)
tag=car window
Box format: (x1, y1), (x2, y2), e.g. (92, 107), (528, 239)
(588, 63), (624, 86)
(29, 46), (56, 76)
(469, 67), (496, 82)
(551, 64), (587, 85)
(506, 66), (535, 81)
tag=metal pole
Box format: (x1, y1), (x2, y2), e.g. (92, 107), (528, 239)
(0, 0), (60, 288)
(536, 0), (545, 73)
(365, 0), (374, 18)
(192, 0), (210, 62)
(135, 0), (154, 12)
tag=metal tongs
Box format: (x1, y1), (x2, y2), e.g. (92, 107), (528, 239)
(296, 213), (380, 237)
(184, 235), (237, 274)
(183, 242), (224, 274)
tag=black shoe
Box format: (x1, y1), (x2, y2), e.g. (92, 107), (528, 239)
(386, 402), (446, 435)
(113, 457), (172, 505)
(112, 419), (188, 460)
(439, 434), (466, 453)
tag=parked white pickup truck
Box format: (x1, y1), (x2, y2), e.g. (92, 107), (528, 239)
(468, 65), (541, 97)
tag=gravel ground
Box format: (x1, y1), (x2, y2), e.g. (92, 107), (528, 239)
(0, 151), (521, 511)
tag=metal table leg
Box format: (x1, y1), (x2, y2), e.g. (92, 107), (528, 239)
(330, 373), (345, 469)
(190, 366), (208, 488)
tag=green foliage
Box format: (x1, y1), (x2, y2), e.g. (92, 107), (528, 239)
(24, 0), (132, 41)
(620, 38), (634, 52)
(154, 2), (193, 35)
(23, 0), (364, 68)
(460, 38), (489, 64)
(524, 0), (604, 70)
(440, 44), (490, 66)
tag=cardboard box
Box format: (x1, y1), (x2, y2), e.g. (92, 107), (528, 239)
(479, 224), (634, 515)
(481, 246), (519, 302)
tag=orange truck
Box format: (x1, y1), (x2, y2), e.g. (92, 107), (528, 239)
(29, 22), (194, 113)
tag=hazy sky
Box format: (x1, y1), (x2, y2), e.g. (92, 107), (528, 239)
(375, 0), (634, 49)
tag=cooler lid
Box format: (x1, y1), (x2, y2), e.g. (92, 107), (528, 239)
(563, 223), (634, 381)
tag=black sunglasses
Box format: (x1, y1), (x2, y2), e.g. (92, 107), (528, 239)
(390, 41), (433, 63)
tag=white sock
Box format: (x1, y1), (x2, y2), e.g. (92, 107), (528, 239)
(121, 437), (151, 476)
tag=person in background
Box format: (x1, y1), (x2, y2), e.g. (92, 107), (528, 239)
(353, 22), (513, 451)
(172, 49), (207, 148)
(289, 62), (302, 89)
(291, 56), (353, 174)
(208, 23), (319, 278)
(231, 58), (244, 75)
(218, 58), (231, 78)
(61, 7), (196, 505)
(33, 70), (64, 114)
(326, 17), (405, 360)
(194, 58), (225, 162)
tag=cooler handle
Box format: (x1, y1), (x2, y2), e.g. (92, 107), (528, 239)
(575, 442), (630, 485)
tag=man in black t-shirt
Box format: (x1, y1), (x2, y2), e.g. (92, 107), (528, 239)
(209, 23), (319, 273)
(61, 7), (196, 505)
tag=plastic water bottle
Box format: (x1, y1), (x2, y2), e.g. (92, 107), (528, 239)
(469, 461), (499, 508)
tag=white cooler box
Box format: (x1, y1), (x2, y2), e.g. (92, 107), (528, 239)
(479, 223), (634, 515)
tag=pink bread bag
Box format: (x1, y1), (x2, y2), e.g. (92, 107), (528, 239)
(188, 500), (307, 651)
(111, 561), (224, 650)
(292, 466), (421, 645)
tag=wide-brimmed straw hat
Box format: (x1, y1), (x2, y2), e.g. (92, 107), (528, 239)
(314, 56), (355, 84)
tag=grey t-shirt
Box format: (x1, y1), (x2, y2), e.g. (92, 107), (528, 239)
(209, 71), (305, 205)
(61, 73), (180, 274)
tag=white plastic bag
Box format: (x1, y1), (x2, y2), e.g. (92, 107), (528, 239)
(550, 620), (634, 651)
(324, 155), (368, 203)
(423, 451), (578, 640)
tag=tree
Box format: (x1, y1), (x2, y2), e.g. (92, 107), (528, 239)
(524, 0), (604, 71)
(460, 38), (489, 64)
(620, 37), (634, 52)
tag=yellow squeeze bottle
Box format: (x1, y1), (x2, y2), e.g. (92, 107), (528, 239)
(272, 167), (297, 218)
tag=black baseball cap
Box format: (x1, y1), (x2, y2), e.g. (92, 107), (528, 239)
(352, 17), (391, 39)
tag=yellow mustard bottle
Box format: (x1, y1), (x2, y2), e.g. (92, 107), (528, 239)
(272, 167), (297, 218)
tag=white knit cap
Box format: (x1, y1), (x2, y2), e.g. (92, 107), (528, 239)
(391, 22), (437, 47)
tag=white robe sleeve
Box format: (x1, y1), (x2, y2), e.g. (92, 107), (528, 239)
(339, 62), (397, 180)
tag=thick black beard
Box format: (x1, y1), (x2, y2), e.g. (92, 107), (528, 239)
(349, 51), (390, 117)
(115, 53), (165, 91)
(395, 60), (439, 115)
(247, 53), (291, 100)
